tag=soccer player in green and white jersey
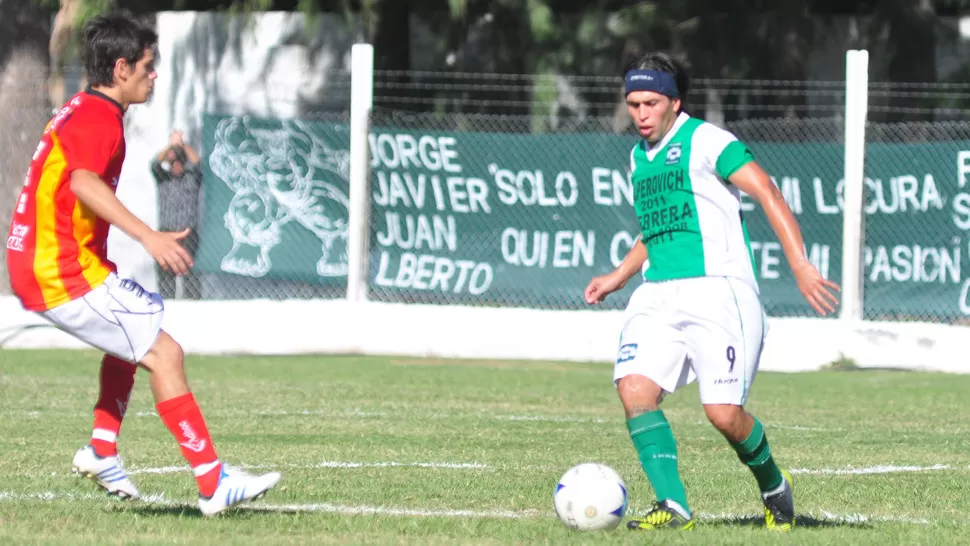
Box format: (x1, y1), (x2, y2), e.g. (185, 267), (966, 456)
(584, 52), (840, 532)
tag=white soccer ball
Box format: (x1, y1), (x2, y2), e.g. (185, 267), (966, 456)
(553, 462), (628, 531)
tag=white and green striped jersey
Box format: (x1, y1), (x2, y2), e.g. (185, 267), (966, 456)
(630, 112), (759, 292)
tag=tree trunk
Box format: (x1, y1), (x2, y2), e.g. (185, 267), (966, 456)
(0, 0), (52, 295)
(49, 0), (83, 107)
(373, 0), (412, 110)
(769, 1), (812, 122)
(488, 0), (532, 117)
(885, 0), (937, 123)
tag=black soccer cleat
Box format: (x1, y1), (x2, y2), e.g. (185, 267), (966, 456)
(626, 500), (695, 531)
(763, 469), (795, 531)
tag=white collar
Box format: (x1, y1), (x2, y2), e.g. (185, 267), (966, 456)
(645, 112), (690, 158)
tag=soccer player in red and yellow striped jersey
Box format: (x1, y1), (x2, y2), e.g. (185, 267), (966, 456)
(7, 86), (125, 311)
(4, 10), (280, 516)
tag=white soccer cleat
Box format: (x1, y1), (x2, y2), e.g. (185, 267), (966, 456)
(71, 444), (141, 500)
(198, 465), (281, 517)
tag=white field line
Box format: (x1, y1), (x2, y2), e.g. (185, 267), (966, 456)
(0, 490), (538, 518)
(129, 460), (489, 476)
(492, 415), (609, 423)
(0, 491), (168, 503)
(790, 464), (951, 476)
(244, 503), (540, 518)
(41, 461), (960, 479)
(127, 466), (186, 475)
(261, 410), (388, 418)
(12, 409), (839, 428)
(0, 491), (934, 524)
(0, 410), (869, 434)
(31, 410), (605, 423)
(252, 411), (608, 424)
(814, 510), (930, 525)
(691, 420), (836, 432)
(768, 424), (837, 432)
(246, 411), (831, 426)
(133, 410), (388, 418)
(252, 411), (607, 423)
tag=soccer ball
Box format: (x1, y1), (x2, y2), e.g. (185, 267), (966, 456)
(553, 462), (628, 531)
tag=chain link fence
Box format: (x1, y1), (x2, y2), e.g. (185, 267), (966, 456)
(8, 67), (970, 323)
(862, 120), (970, 324)
(188, 71), (853, 313)
(191, 73), (970, 323)
(731, 117), (846, 318)
(859, 84), (970, 324)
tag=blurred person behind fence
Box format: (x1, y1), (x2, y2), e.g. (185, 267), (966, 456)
(151, 129), (202, 299)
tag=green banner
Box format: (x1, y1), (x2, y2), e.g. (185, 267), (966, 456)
(199, 113), (970, 320)
(366, 129), (641, 308)
(861, 142), (970, 321)
(199, 114), (351, 290)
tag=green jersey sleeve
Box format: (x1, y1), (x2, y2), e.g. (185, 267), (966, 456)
(715, 140), (755, 180)
(694, 121), (755, 182)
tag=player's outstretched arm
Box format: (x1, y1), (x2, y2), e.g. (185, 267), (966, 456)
(728, 162), (840, 316)
(70, 170), (195, 275)
(584, 236), (647, 304)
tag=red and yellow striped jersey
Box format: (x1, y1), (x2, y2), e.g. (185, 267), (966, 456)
(5, 89), (126, 311)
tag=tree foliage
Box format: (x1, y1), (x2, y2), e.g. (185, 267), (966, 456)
(26, 0), (970, 121)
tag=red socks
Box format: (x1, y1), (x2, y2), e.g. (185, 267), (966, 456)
(90, 355), (137, 457)
(157, 393), (222, 497)
(89, 355), (223, 497)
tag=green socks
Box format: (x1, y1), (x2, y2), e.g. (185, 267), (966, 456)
(627, 411), (782, 513)
(731, 416), (783, 493)
(627, 410), (690, 514)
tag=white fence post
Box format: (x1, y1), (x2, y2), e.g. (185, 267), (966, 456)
(347, 43), (374, 302)
(840, 49), (869, 322)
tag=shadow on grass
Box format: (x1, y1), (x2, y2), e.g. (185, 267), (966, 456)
(114, 504), (205, 518)
(701, 514), (872, 529)
(119, 503), (309, 519)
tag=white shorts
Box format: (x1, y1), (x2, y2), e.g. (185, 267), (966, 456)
(613, 276), (767, 406)
(40, 273), (164, 363)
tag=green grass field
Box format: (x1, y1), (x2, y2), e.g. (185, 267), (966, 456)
(0, 349), (967, 545)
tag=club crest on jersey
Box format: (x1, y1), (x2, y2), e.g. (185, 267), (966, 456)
(665, 143), (682, 165)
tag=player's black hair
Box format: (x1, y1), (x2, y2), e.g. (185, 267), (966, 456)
(82, 11), (158, 87)
(624, 52), (690, 112)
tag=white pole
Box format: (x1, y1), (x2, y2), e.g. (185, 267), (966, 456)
(347, 43), (374, 302)
(840, 49), (869, 321)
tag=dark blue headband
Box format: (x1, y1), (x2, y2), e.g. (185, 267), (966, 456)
(624, 69), (679, 98)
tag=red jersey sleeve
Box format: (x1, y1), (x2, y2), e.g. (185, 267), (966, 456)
(57, 111), (123, 177)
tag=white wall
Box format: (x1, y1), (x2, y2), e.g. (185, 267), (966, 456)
(112, 11), (359, 291)
(2, 295), (969, 374)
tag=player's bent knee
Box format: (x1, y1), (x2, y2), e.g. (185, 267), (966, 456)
(703, 404), (745, 434)
(617, 374), (664, 416)
(139, 330), (184, 373)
